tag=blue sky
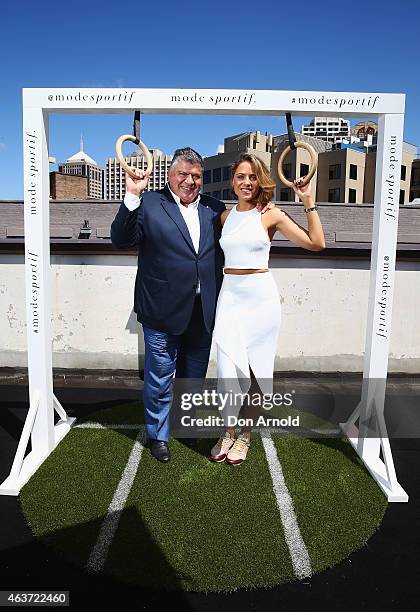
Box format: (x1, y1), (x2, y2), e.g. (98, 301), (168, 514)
(1, 0), (419, 200)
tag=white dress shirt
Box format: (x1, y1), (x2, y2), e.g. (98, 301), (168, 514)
(123, 186), (201, 293)
(124, 191), (143, 211)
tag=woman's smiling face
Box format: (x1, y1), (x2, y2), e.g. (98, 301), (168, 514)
(232, 161), (260, 201)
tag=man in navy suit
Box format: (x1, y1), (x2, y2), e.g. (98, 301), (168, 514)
(111, 148), (225, 463)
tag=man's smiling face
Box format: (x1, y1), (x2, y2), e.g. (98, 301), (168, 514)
(168, 160), (202, 205)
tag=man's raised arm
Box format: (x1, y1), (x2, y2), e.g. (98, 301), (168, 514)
(110, 170), (149, 249)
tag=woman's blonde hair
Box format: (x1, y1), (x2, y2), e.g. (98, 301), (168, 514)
(231, 153), (275, 206)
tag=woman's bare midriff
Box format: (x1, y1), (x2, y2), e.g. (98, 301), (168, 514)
(224, 268), (268, 275)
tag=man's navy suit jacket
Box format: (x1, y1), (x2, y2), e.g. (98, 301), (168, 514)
(110, 186), (226, 335)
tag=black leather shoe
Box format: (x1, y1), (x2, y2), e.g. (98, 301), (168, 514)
(149, 440), (171, 463)
(182, 438), (198, 450)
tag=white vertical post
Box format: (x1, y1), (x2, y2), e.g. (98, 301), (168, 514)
(364, 115), (403, 374)
(0, 102), (76, 496)
(23, 106), (55, 456)
(360, 113), (403, 453)
(342, 113), (408, 501)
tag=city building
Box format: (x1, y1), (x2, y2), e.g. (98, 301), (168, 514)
(203, 132), (272, 199)
(106, 148), (172, 200)
(317, 145), (366, 204)
(316, 140), (415, 205)
(336, 133), (376, 153)
(50, 172), (88, 200)
(58, 137), (104, 199)
(363, 142), (417, 204)
(204, 127), (418, 206)
(351, 121), (378, 139)
(301, 116), (351, 144)
(327, 121), (379, 153)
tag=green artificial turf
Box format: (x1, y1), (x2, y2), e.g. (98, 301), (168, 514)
(272, 436), (388, 574)
(20, 403), (388, 593)
(20, 426), (139, 566)
(105, 436), (295, 591)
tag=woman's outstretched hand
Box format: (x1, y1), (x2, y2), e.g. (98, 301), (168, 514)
(291, 176), (312, 201)
(125, 169), (150, 197)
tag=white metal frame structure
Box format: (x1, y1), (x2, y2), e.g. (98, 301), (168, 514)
(0, 88), (408, 501)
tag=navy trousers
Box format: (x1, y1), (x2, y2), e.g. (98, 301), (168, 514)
(142, 296), (212, 442)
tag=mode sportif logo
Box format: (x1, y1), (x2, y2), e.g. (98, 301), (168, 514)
(170, 91), (257, 106)
(47, 91), (136, 104)
(290, 94), (380, 109)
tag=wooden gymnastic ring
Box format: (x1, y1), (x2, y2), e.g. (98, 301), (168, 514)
(115, 134), (154, 179)
(277, 141), (317, 188)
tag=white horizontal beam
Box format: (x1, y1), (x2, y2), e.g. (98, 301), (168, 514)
(22, 88), (405, 116)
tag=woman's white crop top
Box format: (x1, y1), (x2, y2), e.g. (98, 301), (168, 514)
(219, 205), (271, 269)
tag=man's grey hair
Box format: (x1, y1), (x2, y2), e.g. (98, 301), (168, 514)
(170, 147), (204, 170)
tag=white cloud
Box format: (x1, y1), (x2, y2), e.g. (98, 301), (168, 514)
(216, 144), (224, 154)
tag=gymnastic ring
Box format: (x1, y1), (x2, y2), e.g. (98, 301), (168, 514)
(115, 134), (154, 180)
(277, 141), (317, 188)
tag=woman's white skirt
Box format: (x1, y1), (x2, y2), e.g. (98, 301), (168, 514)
(213, 272), (281, 411)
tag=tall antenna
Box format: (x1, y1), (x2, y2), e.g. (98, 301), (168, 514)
(80, 134), (84, 152)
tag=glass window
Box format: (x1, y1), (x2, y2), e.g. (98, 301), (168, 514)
(349, 164), (357, 180)
(329, 164), (341, 180)
(348, 188), (357, 203)
(203, 170), (211, 184)
(282, 163), (292, 180)
(401, 165), (406, 181)
(223, 166), (230, 181)
(413, 167), (420, 185)
(399, 189), (405, 204)
(280, 189), (291, 201)
(222, 188), (232, 200)
(212, 190), (221, 199)
(213, 168), (221, 183)
(328, 188), (341, 203)
(300, 163), (309, 177)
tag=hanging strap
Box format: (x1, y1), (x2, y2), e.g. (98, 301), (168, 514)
(132, 110), (141, 143)
(285, 112), (296, 150)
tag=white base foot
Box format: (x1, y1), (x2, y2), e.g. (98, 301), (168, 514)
(340, 422), (408, 503)
(0, 417), (76, 496)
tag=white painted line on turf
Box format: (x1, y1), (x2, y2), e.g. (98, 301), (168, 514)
(261, 430), (312, 579)
(75, 423), (144, 429)
(85, 426), (146, 573)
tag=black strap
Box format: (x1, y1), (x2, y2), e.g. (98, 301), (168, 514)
(286, 113), (296, 150)
(133, 110), (140, 143)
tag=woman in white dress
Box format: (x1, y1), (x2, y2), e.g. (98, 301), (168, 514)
(210, 153), (325, 464)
